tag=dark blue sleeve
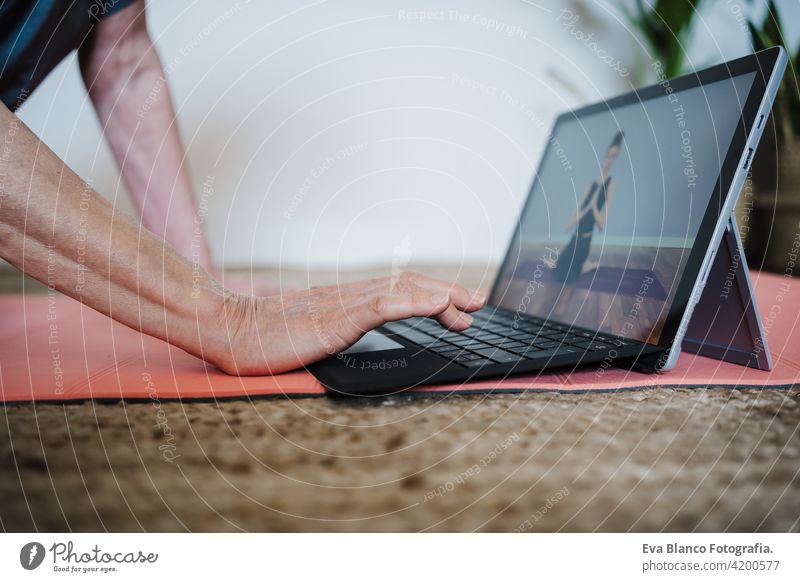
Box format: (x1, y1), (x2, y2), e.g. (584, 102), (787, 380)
(93, 0), (138, 20)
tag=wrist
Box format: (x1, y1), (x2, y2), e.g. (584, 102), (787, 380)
(198, 284), (258, 374)
(178, 272), (234, 365)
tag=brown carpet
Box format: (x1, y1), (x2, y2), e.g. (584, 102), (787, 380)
(2, 388), (799, 532)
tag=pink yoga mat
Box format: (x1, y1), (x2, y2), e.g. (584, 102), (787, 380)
(1, 272), (798, 402)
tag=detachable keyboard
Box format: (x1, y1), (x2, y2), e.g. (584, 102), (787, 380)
(381, 307), (632, 368)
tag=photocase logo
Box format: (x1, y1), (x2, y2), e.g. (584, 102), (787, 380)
(20, 542), (46, 570)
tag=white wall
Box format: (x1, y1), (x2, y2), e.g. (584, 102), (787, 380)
(17, 0), (789, 269)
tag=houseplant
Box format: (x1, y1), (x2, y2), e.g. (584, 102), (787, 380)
(744, 0), (800, 273)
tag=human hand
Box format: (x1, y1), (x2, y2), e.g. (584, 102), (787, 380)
(205, 272), (487, 375)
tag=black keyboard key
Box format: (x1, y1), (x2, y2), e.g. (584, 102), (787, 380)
(462, 358), (493, 368)
(429, 332), (463, 343)
(431, 352), (463, 361)
(466, 342), (493, 352)
(382, 321), (411, 333)
(493, 352), (525, 364)
(429, 341), (459, 352)
(506, 345), (542, 356)
(541, 331), (570, 340)
(494, 340), (528, 349)
(432, 350), (464, 359)
(395, 329), (435, 344)
(510, 339), (537, 348)
(450, 338), (488, 350)
(571, 340), (613, 351)
(523, 345), (580, 359)
(484, 323), (509, 331)
(454, 352), (484, 363)
(416, 325), (443, 334)
(447, 337), (477, 346)
(460, 327), (484, 337)
(418, 335), (449, 347)
(471, 347), (524, 364)
(491, 311), (515, 322)
(533, 340), (562, 349)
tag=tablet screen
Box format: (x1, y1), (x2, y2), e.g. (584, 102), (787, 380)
(491, 70), (756, 344)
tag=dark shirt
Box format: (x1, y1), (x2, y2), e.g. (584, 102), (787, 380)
(0, 0), (136, 110)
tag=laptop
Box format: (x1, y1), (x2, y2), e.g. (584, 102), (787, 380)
(310, 47), (787, 396)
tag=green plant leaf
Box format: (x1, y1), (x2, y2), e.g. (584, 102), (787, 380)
(762, 0), (786, 48)
(747, 21), (768, 52)
(623, 0), (702, 77)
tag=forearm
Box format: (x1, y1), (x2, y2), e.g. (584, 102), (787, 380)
(80, 20), (214, 270)
(0, 104), (225, 360)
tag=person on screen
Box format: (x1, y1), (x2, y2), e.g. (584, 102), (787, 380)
(552, 130), (624, 283)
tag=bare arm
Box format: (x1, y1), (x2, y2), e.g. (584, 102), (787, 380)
(78, 1), (213, 270)
(0, 104), (485, 375)
(0, 101), (225, 362)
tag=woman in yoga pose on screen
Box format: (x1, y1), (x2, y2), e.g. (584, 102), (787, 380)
(553, 130), (623, 283)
